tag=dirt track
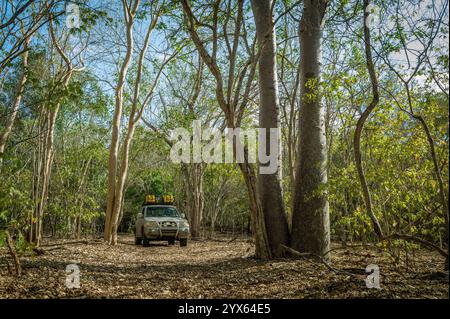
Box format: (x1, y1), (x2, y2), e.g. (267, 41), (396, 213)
(0, 235), (448, 298)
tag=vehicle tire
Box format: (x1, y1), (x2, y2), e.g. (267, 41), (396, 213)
(168, 238), (175, 245)
(135, 237), (142, 245)
(142, 229), (150, 247)
(180, 238), (188, 247)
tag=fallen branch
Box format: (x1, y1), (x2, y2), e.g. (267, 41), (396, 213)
(5, 230), (21, 276)
(325, 243), (380, 255)
(280, 244), (357, 277)
(384, 233), (448, 259)
(41, 239), (93, 248)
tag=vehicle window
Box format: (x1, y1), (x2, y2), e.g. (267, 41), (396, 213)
(145, 207), (179, 218)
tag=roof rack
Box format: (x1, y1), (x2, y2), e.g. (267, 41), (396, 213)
(143, 194), (174, 206)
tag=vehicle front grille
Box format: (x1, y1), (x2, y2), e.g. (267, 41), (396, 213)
(159, 220), (177, 237)
(160, 221), (177, 228)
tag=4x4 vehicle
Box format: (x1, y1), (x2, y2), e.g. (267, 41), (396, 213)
(134, 195), (190, 247)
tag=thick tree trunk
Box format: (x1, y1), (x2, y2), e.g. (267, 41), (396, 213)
(291, 0), (330, 260)
(181, 0), (271, 259)
(251, 0), (289, 257)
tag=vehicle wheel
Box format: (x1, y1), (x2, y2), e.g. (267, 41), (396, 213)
(135, 237), (142, 245)
(142, 230), (150, 247)
(180, 238), (188, 247)
(168, 238), (175, 245)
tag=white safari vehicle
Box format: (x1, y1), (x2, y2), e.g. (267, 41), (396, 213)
(134, 195), (190, 247)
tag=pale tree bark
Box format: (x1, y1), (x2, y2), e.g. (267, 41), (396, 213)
(291, 0), (330, 260)
(30, 11), (85, 246)
(0, 36), (31, 156)
(181, 0), (271, 259)
(104, 0), (140, 243)
(107, 0), (174, 244)
(209, 183), (227, 237)
(251, 0), (289, 257)
(33, 105), (61, 245)
(180, 163), (204, 238)
(73, 156), (92, 239)
(192, 163), (204, 238)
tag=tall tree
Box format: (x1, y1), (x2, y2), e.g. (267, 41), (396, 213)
(181, 0), (272, 259)
(251, 0), (289, 257)
(353, 0), (384, 240)
(105, 0), (176, 244)
(291, 0), (330, 260)
(104, 0), (140, 243)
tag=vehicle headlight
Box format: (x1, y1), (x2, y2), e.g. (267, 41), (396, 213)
(179, 220), (189, 228)
(145, 221), (159, 228)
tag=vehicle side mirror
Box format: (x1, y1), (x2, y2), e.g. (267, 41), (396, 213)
(181, 213), (186, 219)
(137, 213), (143, 219)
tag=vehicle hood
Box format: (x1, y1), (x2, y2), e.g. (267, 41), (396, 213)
(144, 217), (183, 222)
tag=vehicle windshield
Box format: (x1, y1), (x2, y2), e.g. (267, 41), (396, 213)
(144, 206), (179, 218)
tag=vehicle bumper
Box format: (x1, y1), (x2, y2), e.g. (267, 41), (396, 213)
(143, 227), (189, 240)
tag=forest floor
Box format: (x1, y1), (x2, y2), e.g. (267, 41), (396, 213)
(0, 234), (448, 299)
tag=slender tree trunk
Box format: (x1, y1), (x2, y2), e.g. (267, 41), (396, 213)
(31, 67), (73, 246)
(192, 163), (204, 238)
(251, 0), (289, 257)
(104, 3), (137, 243)
(110, 118), (137, 245)
(413, 114), (449, 269)
(5, 230), (21, 276)
(238, 159), (272, 259)
(353, 0), (384, 240)
(30, 110), (43, 243)
(291, 0), (330, 260)
(0, 36), (31, 156)
(34, 106), (59, 246)
(180, 163), (204, 238)
(107, 2), (164, 244)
